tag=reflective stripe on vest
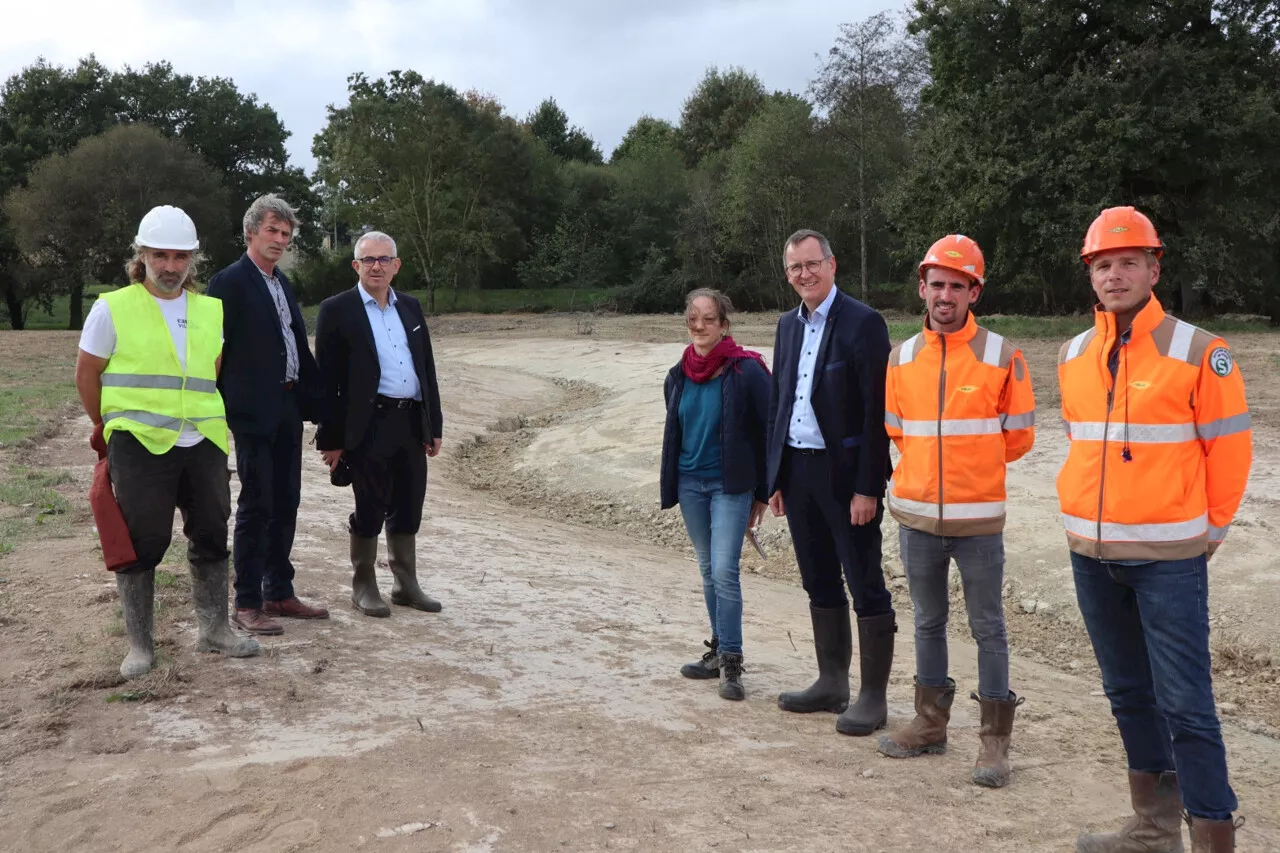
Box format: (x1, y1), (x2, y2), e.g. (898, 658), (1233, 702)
(101, 374), (219, 393)
(1061, 512), (1207, 543)
(890, 489), (1005, 520)
(1067, 421), (1198, 443)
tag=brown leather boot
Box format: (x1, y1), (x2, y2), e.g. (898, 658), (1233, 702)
(971, 690), (1023, 788)
(1076, 771), (1185, 853)
(876, 677), (954, 757)
(232, 607), (284, 635)
(265, 596), (330, 619)
(1186, 815), (1242, 853)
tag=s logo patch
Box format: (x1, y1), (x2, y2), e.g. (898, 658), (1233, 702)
(1209, 347), (1234, 377)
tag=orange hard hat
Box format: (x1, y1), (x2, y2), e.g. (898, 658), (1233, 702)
(919, 234), (985, 285)
(1081, 206), (1162, 263)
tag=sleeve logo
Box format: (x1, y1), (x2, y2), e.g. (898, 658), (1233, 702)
(1209, 347), (1234, 377)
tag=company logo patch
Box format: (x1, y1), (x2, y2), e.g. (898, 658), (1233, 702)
(1129, 380), (1150, 390)
(1108, 226), (1129, 233)
(957, 385), (978, 393)
(1209, 347), (1234, 377)
(944, 250), (963, 259)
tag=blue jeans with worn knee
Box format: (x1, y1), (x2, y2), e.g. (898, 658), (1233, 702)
(678, 475), (752, 656)
(1071, 553), (1236, 821)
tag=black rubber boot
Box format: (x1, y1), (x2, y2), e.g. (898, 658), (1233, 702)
(719, 653), (745, 701)
(351, 534), (390, 617)
(836, 611), (897, 735)
(387, 532), (442, 612)
(777, 605), (852, 713)
(680, 638), (720, 679)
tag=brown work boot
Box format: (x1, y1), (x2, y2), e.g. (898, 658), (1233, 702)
(1076, 771), (1185, 853)
(232, 608), (284, 636)
(971, 690), (1024, 788)
(1186, 815), (1242, 853)
(876, 677), (955, 758)
(265, 596), (330, 619)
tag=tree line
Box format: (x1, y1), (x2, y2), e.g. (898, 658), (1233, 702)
(2, 0), (1277, 329)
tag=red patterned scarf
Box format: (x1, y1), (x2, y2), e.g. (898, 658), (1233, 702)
(681, 335), (769, 383)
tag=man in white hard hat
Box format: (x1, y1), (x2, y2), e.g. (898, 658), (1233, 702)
(75, 205), (260, 678)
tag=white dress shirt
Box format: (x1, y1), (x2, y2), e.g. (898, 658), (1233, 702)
(786, 284), (838, 449)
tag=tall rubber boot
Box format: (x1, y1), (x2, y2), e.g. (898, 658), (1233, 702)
(117, 569), (155, 680)
(836, 611), (897, 735)
(1076, 771), (1186, 853)
(351, 533), (390, 617)
(191, 559), (260, 658)
(387, 532), (442, 613)
(777, 605), (852, 713)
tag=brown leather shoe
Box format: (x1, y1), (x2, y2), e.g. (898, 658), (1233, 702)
(265, 597), (330, 619)
(233, 608), (284, 635)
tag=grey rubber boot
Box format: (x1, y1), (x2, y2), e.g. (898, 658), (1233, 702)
(387, 532), (442, 613)
(836, 611), (897, 735)
(777, 605), (852, 713)
(116, 569), (156, 679)
(351, 534), (390, 617)
(191, 559), (260, 658)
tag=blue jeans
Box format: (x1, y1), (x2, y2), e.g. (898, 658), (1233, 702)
(677, 475), (752, 656)
(1071, 553), (1236, 821)
(899, 527), (1009, 700)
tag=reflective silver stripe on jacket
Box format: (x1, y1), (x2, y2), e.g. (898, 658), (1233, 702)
(1061, 513), (1207, 542)
(889, 490), (1005, 520)
(1001, 411), (1035, 430)
(900, 417), (1002, 437)
(1067, 421), (1197, 443)
(1195, 412), (1252, 441)
(102, 411), (225, 431)
(1209, 524), (1231, 542)
(101, 374), (218, 393)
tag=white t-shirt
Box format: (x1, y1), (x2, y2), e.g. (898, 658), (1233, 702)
(79, 292), (206, 447)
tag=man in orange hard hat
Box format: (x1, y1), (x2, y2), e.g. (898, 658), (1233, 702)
(876, 235), (1035, 789)
(1060, 207), (1251, 852)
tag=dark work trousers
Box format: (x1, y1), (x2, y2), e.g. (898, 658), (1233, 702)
(107, 430), (230, 574)
(781, 449), (893, 617)
(232, 389), (302, 608)
(346, 402), (428, 538)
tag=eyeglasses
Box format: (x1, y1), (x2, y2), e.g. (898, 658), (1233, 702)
(357, 256), (396, 267)
(785, 257), (828, 277)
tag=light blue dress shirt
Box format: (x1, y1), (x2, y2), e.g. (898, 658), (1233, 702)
(359, 283), (421, 401)
(786, 284), (838, 449)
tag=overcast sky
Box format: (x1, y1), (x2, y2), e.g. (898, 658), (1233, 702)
(1, 0), (893, 172)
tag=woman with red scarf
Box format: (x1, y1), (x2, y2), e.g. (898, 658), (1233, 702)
(660, 289), (770, 700)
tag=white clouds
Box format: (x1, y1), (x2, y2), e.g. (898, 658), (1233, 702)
(1, 0), (890, 168)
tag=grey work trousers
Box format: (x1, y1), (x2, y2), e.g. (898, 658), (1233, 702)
(899, 525), (1010, 700)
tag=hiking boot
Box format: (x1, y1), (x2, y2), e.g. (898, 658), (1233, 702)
(387, 533), (442, 612)
(836, 611), (897, 735)
(972, 690), (1023, 788)
(680, 638), (720, 679)
(351, 533), (390, 617)
(719, 653), (745, 701)
(1076, 770), (1185, 852)
(778, 605), (851, 713)
(232, 608), (284, 636)
(877, 677), (955, 758)
(116, 569), (155, 679)
(264, 596), (330, 619)
(1186, 815), (1242, 853)
(191, 559), (260, 658)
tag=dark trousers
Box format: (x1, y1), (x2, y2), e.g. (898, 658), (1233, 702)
(781, 450), (892, 617)
(107, 431), (230, 574)
(1072, 553), (1236, 820)
(232, 390), (302, 608)
(347, 404), (427, 538)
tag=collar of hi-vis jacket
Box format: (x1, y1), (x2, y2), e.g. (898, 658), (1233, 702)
(919, 310), (978, 349)
(1091, 296), (1164, 349)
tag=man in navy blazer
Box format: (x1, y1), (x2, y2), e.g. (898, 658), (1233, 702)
(207, 194), (329, 635)
(766, 228), (897, 737)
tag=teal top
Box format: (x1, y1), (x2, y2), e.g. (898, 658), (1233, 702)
(677, 375), (723, 479)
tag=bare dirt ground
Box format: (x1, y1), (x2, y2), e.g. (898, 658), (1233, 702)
(1, 314), (1278, 852)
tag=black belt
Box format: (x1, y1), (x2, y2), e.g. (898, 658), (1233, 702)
(787, 446), (827, 456)
(375, 395), (420, 410)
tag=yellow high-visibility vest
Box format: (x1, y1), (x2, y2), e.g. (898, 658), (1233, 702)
(99, 283), (228, 454)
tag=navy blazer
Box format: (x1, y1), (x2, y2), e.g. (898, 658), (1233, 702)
(660, 357), (771, 509)
(765, 287), (892, 502)
(313, 286), (443, 452)
(206, 254), (322, 434)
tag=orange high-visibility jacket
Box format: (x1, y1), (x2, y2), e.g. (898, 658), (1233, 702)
(1056, 298), (1252, 560)
(886, 313), (1036, 536)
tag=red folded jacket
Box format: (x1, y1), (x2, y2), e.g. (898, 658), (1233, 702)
(89, 423), (137, 571)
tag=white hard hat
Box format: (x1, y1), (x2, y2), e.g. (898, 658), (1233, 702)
(135, 205), (199, 251)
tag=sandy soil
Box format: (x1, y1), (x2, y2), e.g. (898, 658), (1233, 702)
(0, 314), (1277, 852)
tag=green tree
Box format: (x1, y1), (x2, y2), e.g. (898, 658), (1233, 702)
(525, 97), (603, 164)
(610, 115), (678, 162)
(676, 67), (768, 168)
(3, 124), (229, 328)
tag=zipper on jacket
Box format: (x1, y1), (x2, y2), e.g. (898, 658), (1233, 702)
(1095, 330), (1116, 559)
(937, 335), (947, 533)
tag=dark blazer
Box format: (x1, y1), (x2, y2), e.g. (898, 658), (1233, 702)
(313, 286), (443, 452)
(206, 253), (322, 433)
(766, 287), (892, 502)
(660, 358), (771, 510)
